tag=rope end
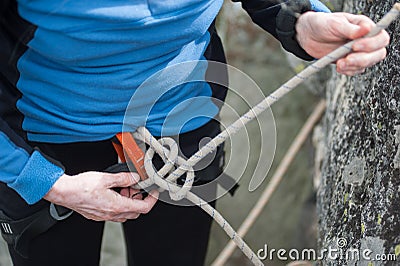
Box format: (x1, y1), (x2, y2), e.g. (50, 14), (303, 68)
(394, 3), (400, 11)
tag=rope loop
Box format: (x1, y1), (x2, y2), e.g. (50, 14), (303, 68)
(133, 127), (195, 201)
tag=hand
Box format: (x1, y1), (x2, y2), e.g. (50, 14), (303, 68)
(44, 172), (159, 222)
(296, 12), (390, 76)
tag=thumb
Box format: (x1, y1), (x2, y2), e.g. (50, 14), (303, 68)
(347, 22), (372, 39)
(335, 21), (370, 40)
(339, 14), (374, 40)
(103, 172), (140, 188)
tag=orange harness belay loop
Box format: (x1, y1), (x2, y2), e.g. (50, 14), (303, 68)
(112, 132), (148, 181)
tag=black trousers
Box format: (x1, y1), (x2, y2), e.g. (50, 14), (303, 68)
(0, 120), (222, 266)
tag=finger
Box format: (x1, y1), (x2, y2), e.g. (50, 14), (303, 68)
(337, 65), (366, 74)
(345, 48), (387, 69)
(114, 212), (140, 221)
(337, 58), (361, 72)
(75, 203), (139, 222)
(120, 188), (142, 199)
(131, 191), (143, 200)
(114, 189), (159, 214)
(120, 187), (131, 197)
(133, 190), (159, 214)
(80, 212), (105, 222)
(103, 172), (140, 188)
(330, 13), (373, 40)
(111, 218), (128, 223)
(314, 41), (349, 56)
(353, 30), (390, 52)
(337, 67), (366, 76)
(340, 13), (375, 39)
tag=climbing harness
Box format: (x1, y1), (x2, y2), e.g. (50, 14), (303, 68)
(0, 204), (72, 258)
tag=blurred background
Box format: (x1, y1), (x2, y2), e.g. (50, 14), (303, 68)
(0, 1), (340, 265)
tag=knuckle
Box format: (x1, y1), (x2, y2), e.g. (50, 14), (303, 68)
(141, 204), (152, 214)
(113, 206), (124, 214)
(382, 48), (387, 58)
(351, 60), (362, 68)
(104, 214), (113, 221)
(383, 31), (390, 44)
(140, 208), (150, 214)
(348, 57), (362, 68)
(348, 72), (357, 77)
(101, 174), (115, 187)
(105, 206), (120, 216)
(367, 42), (377, 51)
(361, 15), (372, 22)
(123, 174), (133, 186)
(328, 17), (341, 30)
(380, 51), (387, 61)
(120, 173), (138, 187)
(355, 69), (365, 75)
(114, 174), (128, 187)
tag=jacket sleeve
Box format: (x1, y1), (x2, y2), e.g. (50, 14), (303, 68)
(0, 119), (65, 205)
(235, 0), (331, 60)
(0, 0), (65, 205)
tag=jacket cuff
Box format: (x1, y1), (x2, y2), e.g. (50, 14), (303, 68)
(310, 0), (332, 13)
(276, 0), (314, 60)
(8, 149), (65, 205)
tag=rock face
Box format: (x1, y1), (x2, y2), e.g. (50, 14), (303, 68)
(317, 0), (400, 265)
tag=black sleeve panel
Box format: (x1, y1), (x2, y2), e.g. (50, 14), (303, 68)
(234, 0), (314, 60)
(0, 0), (11, 14)
(0, 0), (34, 149)
(0, 0), (36, 85)
(0, 113), (33, 154)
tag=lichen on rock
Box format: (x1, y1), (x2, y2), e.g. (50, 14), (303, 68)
(317, 1), (400, 265)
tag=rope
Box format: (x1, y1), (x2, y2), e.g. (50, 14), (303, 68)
(125, 5), (400, 266)
(211, 100), (326, 266)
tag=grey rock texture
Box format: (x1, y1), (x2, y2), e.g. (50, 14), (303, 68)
(317, 0), (400, 265)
